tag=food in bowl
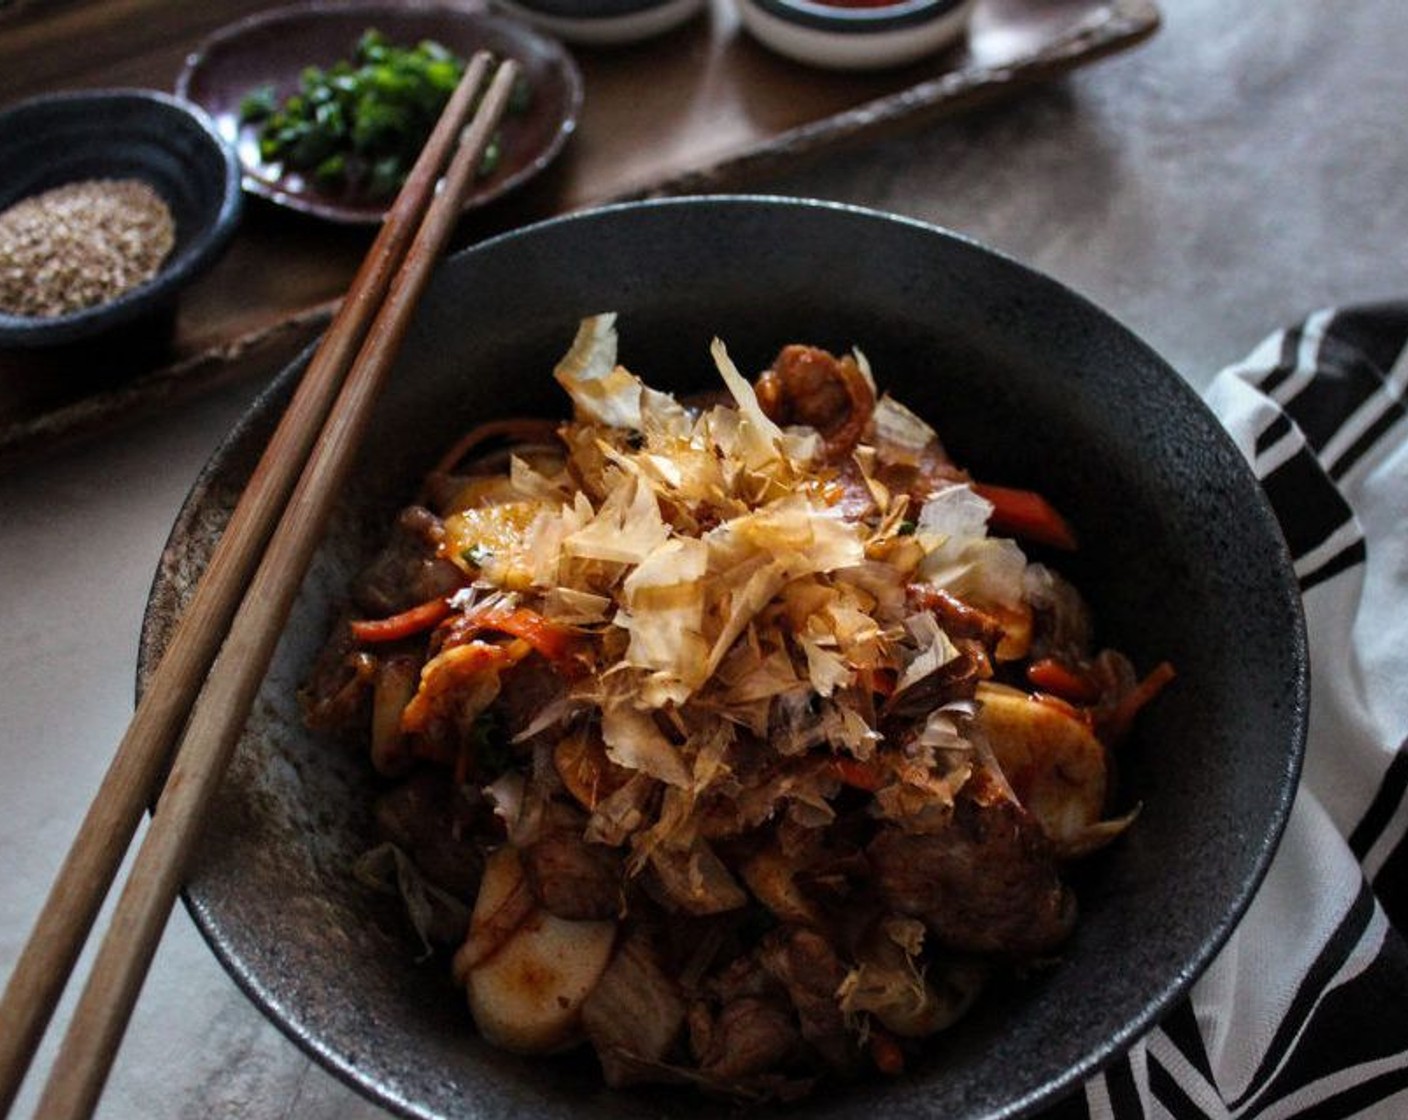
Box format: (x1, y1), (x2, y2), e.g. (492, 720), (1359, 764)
(0, 178), (175, 318)
(143, 196), (1306, 1120)
(301, 314), (1172, 1096)
(0, 88), (242, 349)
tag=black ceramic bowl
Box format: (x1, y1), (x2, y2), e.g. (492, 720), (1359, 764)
(142, 197), (1307, 1120)
(0, 89), (242, 350)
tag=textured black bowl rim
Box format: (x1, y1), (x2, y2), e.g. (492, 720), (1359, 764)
(0, 89), (243, 348)
(151, 195), (1308, 1120)
(500, 0), (695, 19)
(176, 0), (585, 226)
(743, 0), (969, 33)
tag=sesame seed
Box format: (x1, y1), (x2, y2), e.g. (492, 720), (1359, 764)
(0, 179), (176, 318)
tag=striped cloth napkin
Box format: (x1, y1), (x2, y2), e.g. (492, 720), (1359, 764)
(1058, 304), (1408, 1119)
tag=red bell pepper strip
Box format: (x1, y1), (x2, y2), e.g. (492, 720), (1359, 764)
(447, 606), (576, 663)
(869, 1028), (906, 1076)
(349, 597), (453, 644)
(830, 756), (886, 792)
(971, 482), (1078, 551)
(1101, 660), (1177, 742)
(1026, 657), (1103, 705)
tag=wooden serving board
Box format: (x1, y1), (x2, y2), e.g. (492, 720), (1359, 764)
(0, 0), (1159, 466)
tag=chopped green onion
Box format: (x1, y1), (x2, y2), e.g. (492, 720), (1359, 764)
(242, 29), (530, 200)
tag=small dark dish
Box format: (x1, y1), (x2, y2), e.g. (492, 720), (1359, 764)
(492, 0), (708, 46)
(735, 0), (976, 70)
(0, 89), (241, 350)
(143, 197), (1306, 1120)
(177, 0), (583, 225)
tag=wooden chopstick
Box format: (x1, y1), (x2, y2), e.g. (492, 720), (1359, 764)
(29, 56), (522, 1120)
(0, 55), (518, 1120)
(0, 49), (495, 1113)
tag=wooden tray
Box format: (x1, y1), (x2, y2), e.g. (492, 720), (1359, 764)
(0, 0), (1159, 466)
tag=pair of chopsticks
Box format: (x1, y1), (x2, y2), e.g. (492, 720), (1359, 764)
(0, 53), (520, 1120)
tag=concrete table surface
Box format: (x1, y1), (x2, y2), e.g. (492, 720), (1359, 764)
(4, 0), (1408, 1116)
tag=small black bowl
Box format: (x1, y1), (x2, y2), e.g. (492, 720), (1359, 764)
(0, 89), (242, 350)
(493, 0), (708, 45)
(735, 0), (976, 69)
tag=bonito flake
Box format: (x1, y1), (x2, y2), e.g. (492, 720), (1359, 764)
(463, 317), (1034, 796)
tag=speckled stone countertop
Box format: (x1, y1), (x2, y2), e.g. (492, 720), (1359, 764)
(4, 1), (1408, 1117)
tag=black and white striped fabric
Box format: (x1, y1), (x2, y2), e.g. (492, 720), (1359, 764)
(1056, 304), (1408, 1119)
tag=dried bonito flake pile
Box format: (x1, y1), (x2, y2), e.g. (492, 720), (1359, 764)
(303, 315), (1172, 1099)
